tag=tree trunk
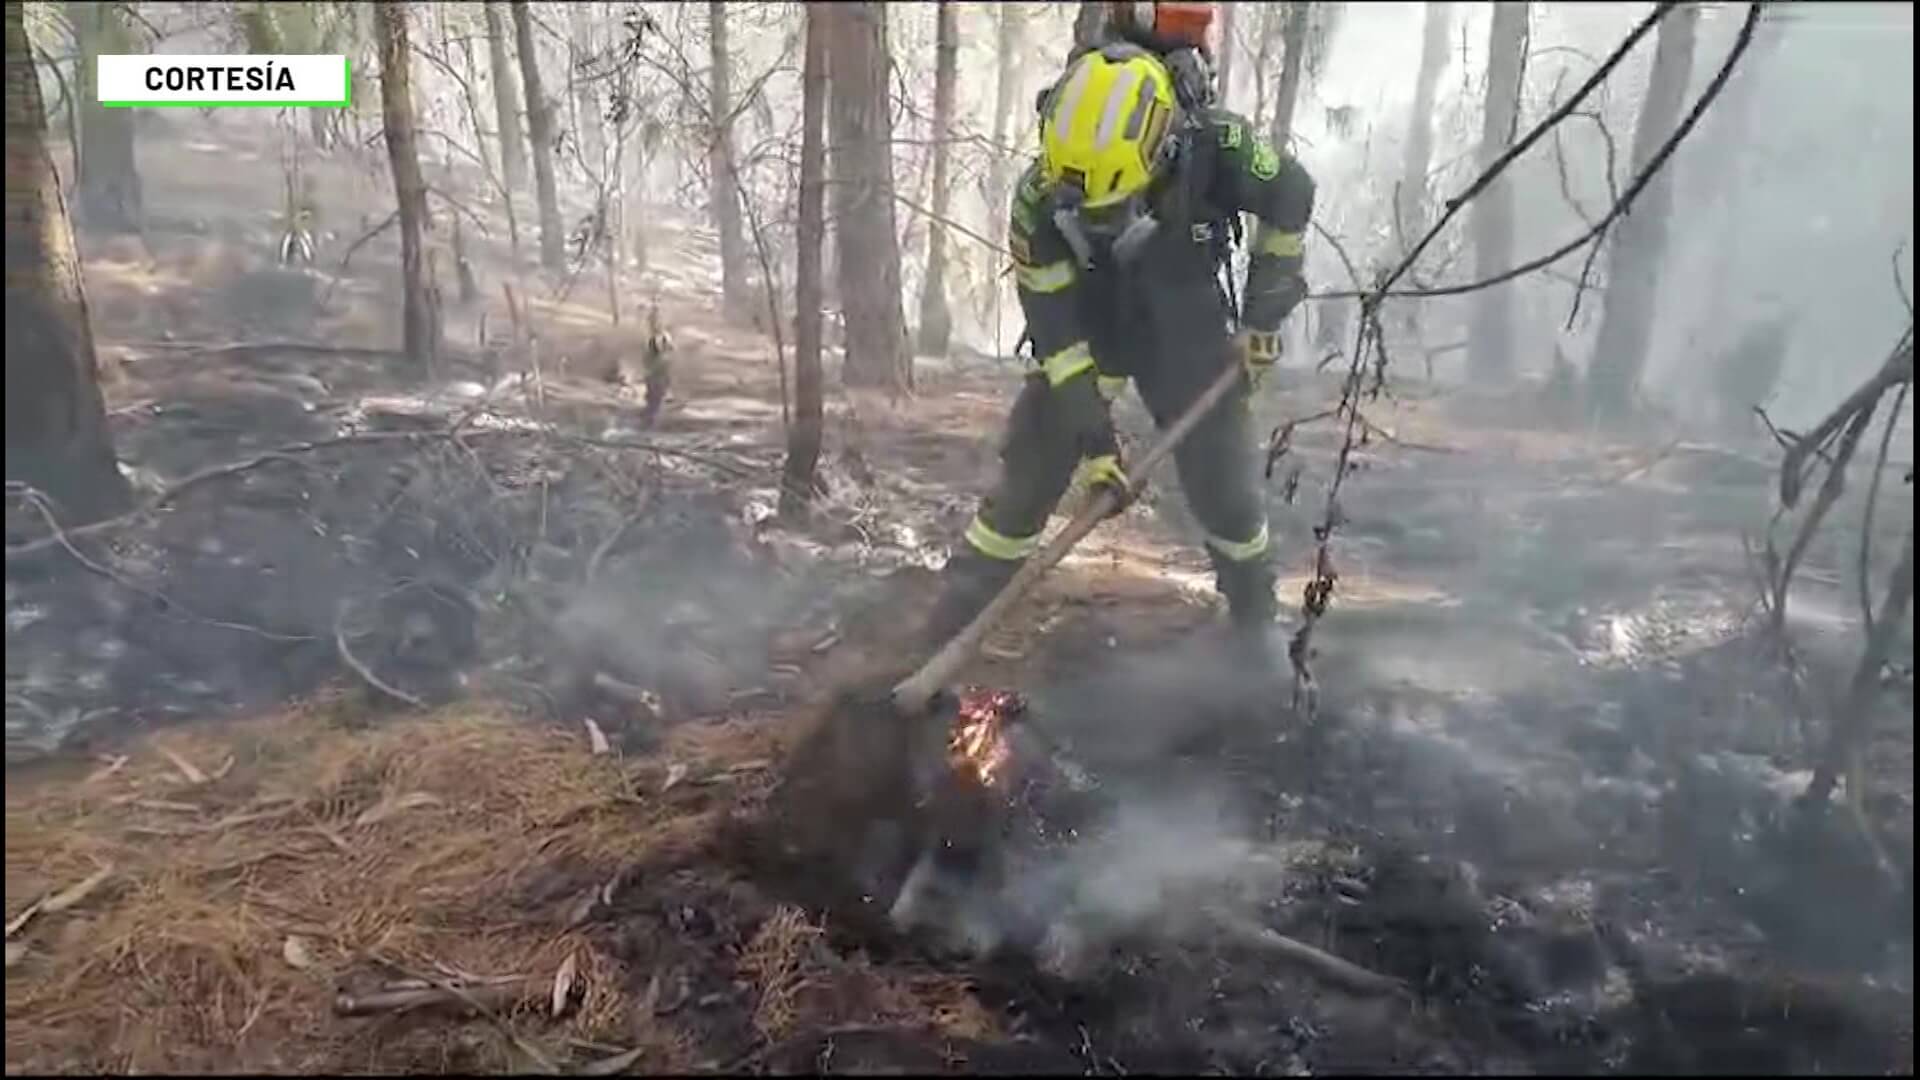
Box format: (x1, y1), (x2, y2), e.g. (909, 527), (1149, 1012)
(1216, 1), (1236, 109)
(981, 2), (1025, 335)
(1678, 8), (1785, 398)
(1467, 1), (1527, 383)
(483, 2), (527, 199)
(68, 1), (142, 233)
(1250, 4), (1281, 133)
(1396, 1), (1451, 246)
(374, 1), (440, 369)
(781, 6), (828, 521)
(510, 0), (565, 272)
(1073, 0), (1105, 51)
(822, 2), (910, 394)
(567, 4), (605, 178)
(1269, 3), (1310, 151)
(707, 0), (752, 322)
(915, 1), (957, 357)
(1586, 4), (1697, 422)
(5, 2), (128, 525)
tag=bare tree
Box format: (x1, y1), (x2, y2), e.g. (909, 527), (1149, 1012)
(5, 2), (128, 524)
(1587, 3), (1697, 421)
(1681, 6), (1787, 380)
(1217, 1), (1236, 109)
(981, 2), (1026, 334)
(482, 1), (527, 200)
(374, 1), (440, 369)
(1396, 1), (1452, 244)
(1269, 3), (1310, 151)
(782, 6), (828, 521)
(707, 0), (752, 322)
(822, 2), (910, 393)
(510, 0), (564, 271)
(1073, 0), (1105, 51)
(68, 1), (142, 233)
(566, 4), (605, 179)
(1468, 2), (1528, 382)
(915, 0), (958, 357)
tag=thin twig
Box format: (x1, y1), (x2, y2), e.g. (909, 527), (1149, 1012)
(9, 487), (313, 641)
(1287, 1), (1754, 714)
(1856, 381), (1908, 635)
(333, 603), (428, 710)
(6, 428), (758, 559)
(1307, 1), (1751, 305)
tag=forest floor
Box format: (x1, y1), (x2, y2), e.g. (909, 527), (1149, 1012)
(6, 115), (1914, 1074)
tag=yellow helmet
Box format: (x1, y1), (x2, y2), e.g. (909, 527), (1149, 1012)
(1040, 48), (1179, 209)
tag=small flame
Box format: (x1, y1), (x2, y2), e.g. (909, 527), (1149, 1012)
(948, 688), (1021, 788)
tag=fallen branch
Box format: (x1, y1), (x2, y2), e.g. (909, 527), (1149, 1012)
(355, 956), (560, 1073)
(334, 604), (430, 711)
(1210, 910), (1408, 998)
(7, 486), (314, 641)
(332, 979), (534, 1017)
(6, 428), (759, 560)
(115, 340), (405, 359)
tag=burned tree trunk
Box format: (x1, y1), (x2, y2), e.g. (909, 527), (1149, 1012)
(1587, 4), (1697, 422)
(707, 0), (752, 323)
(1468, 2), (1528, 383)
(915, 0), (957, 357)
(68, 1), (142, 233)
(1269, 3), (1310, 151)
(5, 3), (129, 525)
(822, 2), (910, 394)
(483, 1), (527, 200)
(374, 1), (440, 369)
(1072, 0), (1105, 52)
(510, 0), (564, 272)
(781, 7), (828, 522)
(1396, 1), (1451, 246)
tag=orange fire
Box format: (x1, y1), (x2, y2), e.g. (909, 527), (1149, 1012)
(948, 688), (1021, 789)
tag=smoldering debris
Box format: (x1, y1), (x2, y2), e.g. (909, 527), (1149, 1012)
(3, 344), (912, 764)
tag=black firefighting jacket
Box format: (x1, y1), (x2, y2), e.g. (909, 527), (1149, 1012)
(1008, 109), (1315, 381)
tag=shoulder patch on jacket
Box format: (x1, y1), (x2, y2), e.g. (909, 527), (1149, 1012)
(1217, 119), (1245, 151)
(1250, 140), (1281, 181)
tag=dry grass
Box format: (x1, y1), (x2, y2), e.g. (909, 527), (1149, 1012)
(738, 904), (825, 1039)
(2, 694), (703, 1074)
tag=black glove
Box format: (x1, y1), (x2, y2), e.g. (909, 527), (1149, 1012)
(1055, 372), (1133, 512)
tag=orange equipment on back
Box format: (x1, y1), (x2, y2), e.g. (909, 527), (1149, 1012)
(1149, 2), (1215, 49)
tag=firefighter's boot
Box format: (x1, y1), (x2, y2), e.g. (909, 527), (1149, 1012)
(1211, 547), (1280, 670)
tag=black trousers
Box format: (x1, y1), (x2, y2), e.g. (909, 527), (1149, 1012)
(941, 330), (1275, 637)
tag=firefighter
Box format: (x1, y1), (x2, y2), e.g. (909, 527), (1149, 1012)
(919, 43), (1315, 658)
(640, 303), (673, 427)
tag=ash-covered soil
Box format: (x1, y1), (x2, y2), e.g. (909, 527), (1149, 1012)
(8, 114), (1912, 1075)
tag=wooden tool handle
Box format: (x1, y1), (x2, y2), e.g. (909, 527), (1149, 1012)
(892, 358), (1246, 715)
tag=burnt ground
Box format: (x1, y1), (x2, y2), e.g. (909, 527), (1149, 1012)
(5, 115), (1914, 1074)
